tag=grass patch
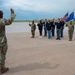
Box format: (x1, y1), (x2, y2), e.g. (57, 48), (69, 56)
(14, 20), (75, 25)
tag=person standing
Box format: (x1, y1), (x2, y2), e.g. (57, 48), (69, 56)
(37, 20), (43, 38)
(29, 20), (36, 38)
(60, 18), (65, 38)
(47, 20), (52, 39)
(0, 8), (16, 74)
(55, 18), (62, 40)
(43, 19), (48, 36)
(68, 21), (74, 41)
(50, 19), (55, 37)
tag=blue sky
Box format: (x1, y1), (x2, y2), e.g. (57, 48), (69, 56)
(0, 0), (75, 20)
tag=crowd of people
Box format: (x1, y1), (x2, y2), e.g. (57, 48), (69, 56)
(29, 18), (74, 41)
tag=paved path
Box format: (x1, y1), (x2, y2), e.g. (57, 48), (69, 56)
(2, 31), (75, 75)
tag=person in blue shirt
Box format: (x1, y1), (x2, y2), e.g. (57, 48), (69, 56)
(37, 20), (43, 38)
(50, 19), (55, 37)
(60, 18), (65, 38)
(55, 18), (62, 40)
(43, 19), (48, 36)
(47, 20), (52, 39)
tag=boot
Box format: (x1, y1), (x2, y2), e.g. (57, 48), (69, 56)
(69, 38), (71, 41)
(31, 35), (34, 38)
(69, 39), (72, 41)
(0, 67), (9, 74)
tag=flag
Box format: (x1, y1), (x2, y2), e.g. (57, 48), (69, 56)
(62, 12), (68, 21)
(73, 17), (75, 21)
(65, 12), (74, 22)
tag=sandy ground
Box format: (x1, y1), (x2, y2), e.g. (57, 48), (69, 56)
(2, 31), (75, 75)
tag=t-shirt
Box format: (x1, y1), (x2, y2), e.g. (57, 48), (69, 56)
(55, 22), (61, 29)
(46, 22), (52, 30)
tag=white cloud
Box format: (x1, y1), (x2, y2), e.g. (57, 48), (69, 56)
(1, 0), (75, 13)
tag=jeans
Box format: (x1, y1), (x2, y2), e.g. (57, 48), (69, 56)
(44, 27), (47, 36)
(60, 28), (63, 38)
(56, 29), (61, 39)
(52, 28), (55, 36)
(47, 30), (52, 39)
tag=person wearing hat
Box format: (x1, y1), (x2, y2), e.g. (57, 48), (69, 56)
(0, 8), (16, 74)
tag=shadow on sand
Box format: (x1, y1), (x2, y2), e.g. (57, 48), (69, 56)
(7, 63), (59, 73)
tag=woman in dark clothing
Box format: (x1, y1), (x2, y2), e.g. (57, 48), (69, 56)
(37, 20), (43, 38)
